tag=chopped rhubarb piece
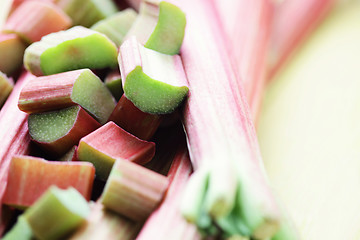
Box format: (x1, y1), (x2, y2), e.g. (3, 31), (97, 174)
(28, 105), (101, 156)
(18, 69), (116, 124)
(104, 69), (123, 101)
(3, 1), (71, 44)
(0, 72), (33, 235)
(3, 155), (95, 208)
(0, 72), (13, 107)
(2, 216), (33, 240)
(69, 202), (141, 240)
(214, 0), (273, 119)
(24, 26), (118, 76)
(101, 159), (169, 221)
(137, 144), (201, 240)
(269, 0), (334, 78)
(119, 37), (188, 114)
(77, 121), (155, 180)
(54, 0), (118, 27)
(0, 0), (13, 29)
(177, 0), (281, 238)
(108, 95), (162, 140)
(91, 8), (137, 47)
(126, 0), (186, 55)
(24, 186), (90, 240)
(59, 146), (77, 161)
(0, 33), (26, 76)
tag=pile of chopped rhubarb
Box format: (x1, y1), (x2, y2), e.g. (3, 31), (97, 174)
(0, 0), (338, 239)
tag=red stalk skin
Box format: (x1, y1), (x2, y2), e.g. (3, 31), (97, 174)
(18, 70), (80, 113)
(0, 71), (34, 236)
(30, 106), (101, 157)
(78, 121), (156, 165)
(213, 0), (273, 122)
(268, 0), (334, 79)
(4, 0), (71, 44)
(108, 95), (162, 141)
(137, 144), (201, 240)
(3, 155), (95, 206)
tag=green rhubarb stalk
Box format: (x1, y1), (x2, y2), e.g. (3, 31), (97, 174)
(2, 216), (33, 240)
(104, 69), (123, 101)
(91, 8), (137, 47)
(101, 159), (169, 221)
(118, 37), (188, 114)
(18, 68), (116, 124)
(28, 105), (101, 156)
(24, 186), (90, 240)
(258, 2), (360, 239)
(177, 0), (281, 238)
(125, 0), (186, 55)
(54, 0), (118, 27)
(24, 26), (118, 76)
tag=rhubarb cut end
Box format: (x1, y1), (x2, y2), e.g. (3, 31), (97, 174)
(144, 1), (186, 55)
(124, 66), (189, 114)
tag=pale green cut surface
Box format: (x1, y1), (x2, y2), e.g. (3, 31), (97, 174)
(28, 106), (79, 143)
(2, 216), (33, 240)
(24, 187), (90, 240)
(145, 1), (186, 55)
(258, 3), (360, 240)
(71, 69), (115, 124)
(124, 66), (188, 114)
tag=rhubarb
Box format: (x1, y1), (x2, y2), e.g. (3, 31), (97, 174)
(125, 0), (186, 55)
(213, 0), (273, 119)
(137, 144), (201, 240)
(118, 37), (188, 114)
(101, 159), (169, 221)
(69, 202), (141, 240)
(0, 0), (12, 29)
(28, 105), (101, 156)
(24, 26), (118, 76)
(91, 8), (137, 47)
(2, 216), (33, 240)
(0, 72), (34, 235)
(177, 0), (281, 238)
(54, 0), (118, 27)
(108, 95), (162, 140)
(258, 3), (360, 238)
(0, 33), (26, 76)
(77, 121), (155, 180)
(104, 69), (123, 101)
(59, 145), (77, 161)
(3, 155), (95, 207)
(0, 72), (13, 107)
(3, 0), (72, 44)
(18, 69), (116, 124)
(24, 186), (90, 240)
(268, 0), (334, 78)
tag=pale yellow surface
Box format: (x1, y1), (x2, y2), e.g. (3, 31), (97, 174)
(0, 0), (13, 29)
(258, 2), (360, 240)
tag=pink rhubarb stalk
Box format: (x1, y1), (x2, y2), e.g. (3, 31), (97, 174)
(3, 155), (95, 207)
(214, 0), (273, 119)
(268, 0), (334, 78)
(0, 71), (34, 235)
(137, 144), (201, 240)
(3, 0), (71, 44)
(108, 95), (162, 140)
(177, 0), (281, 238)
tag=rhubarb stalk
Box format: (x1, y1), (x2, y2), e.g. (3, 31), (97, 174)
(0, 71), (34, 235)
(177, 0), (281, 238)
(213, 0), (273, 119)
